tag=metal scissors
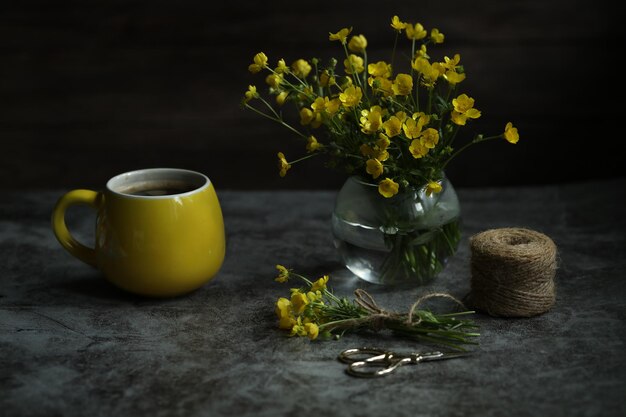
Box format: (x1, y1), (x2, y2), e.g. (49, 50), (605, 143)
(338, 347), (468, 378)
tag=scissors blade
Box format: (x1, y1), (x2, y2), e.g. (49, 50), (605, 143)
(417, 351), (470, 362)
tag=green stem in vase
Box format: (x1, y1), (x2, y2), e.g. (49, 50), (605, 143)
(377, 217), (461, 285)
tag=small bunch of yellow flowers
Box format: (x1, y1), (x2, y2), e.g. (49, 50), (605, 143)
(273, 265), (480, 349)
(274, 265), (330, 340)
(244, 16), (520, 198)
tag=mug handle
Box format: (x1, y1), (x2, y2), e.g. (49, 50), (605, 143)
(51, 189), (101, 267)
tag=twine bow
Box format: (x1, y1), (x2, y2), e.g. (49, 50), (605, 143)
(353, 288), (466, 328)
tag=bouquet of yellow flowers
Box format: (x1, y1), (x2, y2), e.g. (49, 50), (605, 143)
(243, 16), (519, 199)
(273, 265), (479, 350)
(243, 16), (520, 286)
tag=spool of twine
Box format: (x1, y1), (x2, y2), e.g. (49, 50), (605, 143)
(468, 228), (557, 317)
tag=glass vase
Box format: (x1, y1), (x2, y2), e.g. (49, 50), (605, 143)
(331, 174), (461, 286)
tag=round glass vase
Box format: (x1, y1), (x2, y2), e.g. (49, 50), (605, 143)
(331, 175), (461, 286)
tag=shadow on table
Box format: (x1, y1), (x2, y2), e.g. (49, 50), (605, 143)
(55, 275), (149, 304)
(50, 271), (231, 305)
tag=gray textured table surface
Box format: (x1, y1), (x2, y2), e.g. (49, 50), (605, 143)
(1, 180), (625, 417)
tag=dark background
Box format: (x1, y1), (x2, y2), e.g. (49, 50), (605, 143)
(1, 0), (622, 191)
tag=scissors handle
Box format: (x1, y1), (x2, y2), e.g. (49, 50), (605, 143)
(347, 356), (411, 377)
(338, 347), (392, 364)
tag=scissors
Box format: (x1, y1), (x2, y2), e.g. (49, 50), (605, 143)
(338, 347), (468, 378)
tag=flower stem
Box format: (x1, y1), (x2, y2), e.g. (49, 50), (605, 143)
(442, 134), (502, 168)
(243, 103), (308, 140)
(391, 32), (399, 70)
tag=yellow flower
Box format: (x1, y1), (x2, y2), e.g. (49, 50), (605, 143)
(368, 61), (392, 78)
(415, 112), (431, 125)
(416, 44), (429, 59)
(248, 52), (268, 73)
(412, 58), (441, 87)
(275, 59), (288, 74)
(275, 298), (296, 330)
(300, 108), (314, 125)
(291, 291), (309, 315)
(409, 139), (429, 159)
(450, 111), (466, 125)
(339, 86), (362, 108)
(425, 181), (442, 196)
(376, 134), (390, 150)
(310, 113), (323, 129)
(360, 144), (373, 158)
(329, 27), (352, 43)
(395, 111), (408, 123)
(291, 59), (312, 78)
(319, 70), (335, 87)
(444, 70), (466, 85)
(310, 275), (329, 292)
(392, 73), (413, 96)
(360, 143), (388, 162)
(348, 34), (368, 53)
(324, 97), (341, 115)
(504, 122), (519, 144)
(306, 290), (323, 302)
(443, 54), (461, 71)
(360, 106), (384, 134)
(430, 28), (445, 44)
(366, 159), (384, 179)
(368, 76), (393, 97)
(265, 73), (282, 88)
(276, 91), (288, 106)
(243, 85), (258, 103)
(403, 118), (421, 139)
(360, 143), (388, 161)
(402, 113), (429, 139)
(275, 297), (291, 319)
(412, 57), (429, 73)
(311, 97), (326, 113)
(304, 322), (319, 340)
(452, 94), (476, 113)
(391, 15), (407, 31)
(451, 94), (481, 126)
(306, 135), (322, 153)
(277, 152), (291, 177)
(375, 149), (389, 162)
(421, 128), (439, 149)
(279, 315), (296, 330)
(378, 178), (399, 198)
(451, 110), (481, 126)
(275, 264), (290, 283)
(344, 54), (365, 74)
(383, 116), (402, 137)
(405, 23), (427, 40)
(290, 317), (307, 337)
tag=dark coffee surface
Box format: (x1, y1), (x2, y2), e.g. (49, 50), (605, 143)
(117, 180), (196, 196)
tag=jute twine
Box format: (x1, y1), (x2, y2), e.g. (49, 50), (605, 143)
(345, 289), (466, 330)
(468, 228), (557, 317)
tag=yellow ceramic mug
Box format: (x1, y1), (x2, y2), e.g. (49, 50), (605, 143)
(51, 168), (225, 297)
